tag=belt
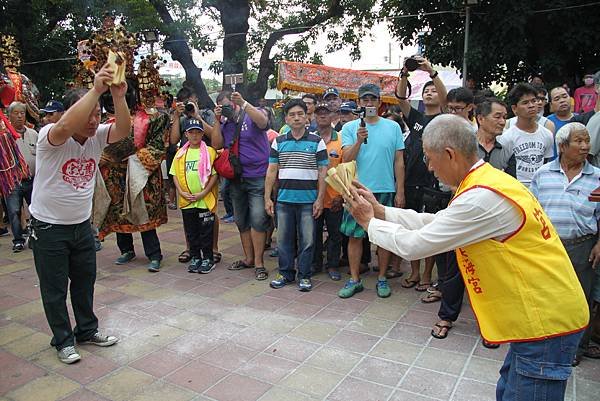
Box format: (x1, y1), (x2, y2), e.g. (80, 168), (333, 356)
(561, 233), (597, 246)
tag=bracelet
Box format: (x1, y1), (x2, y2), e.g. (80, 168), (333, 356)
(429, 71), (439, 79)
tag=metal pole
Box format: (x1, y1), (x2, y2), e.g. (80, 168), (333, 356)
(462, 5), (470, 87)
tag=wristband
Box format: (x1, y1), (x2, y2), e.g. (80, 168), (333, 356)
(429, 71), (439, 79)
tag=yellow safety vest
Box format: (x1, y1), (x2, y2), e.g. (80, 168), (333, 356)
(452, 162), (589, 343)
(173, 146), (217, 211)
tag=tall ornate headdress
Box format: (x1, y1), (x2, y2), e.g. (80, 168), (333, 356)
(0, 35), (22, 70)
(137, 54), (168, 108)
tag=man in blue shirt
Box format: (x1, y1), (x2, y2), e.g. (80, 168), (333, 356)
(265, 99), (329, 292)
(339, 83), (406, 299)
(530, 122), (600, 365)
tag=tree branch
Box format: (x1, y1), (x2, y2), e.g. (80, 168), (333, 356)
(249, 0), (343, 100)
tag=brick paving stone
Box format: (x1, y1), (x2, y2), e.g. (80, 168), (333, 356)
(1, 208), (598, 401)
(165, 360), (228, 393)
(129, 349), (192, 378)
(0, 350), (45, 394)
(327, 377), (394, 401)
(204, 373), (271, 401)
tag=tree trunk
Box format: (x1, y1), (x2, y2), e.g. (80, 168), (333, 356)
(149, 0), (214, 108)
(217, 0), (250, 94)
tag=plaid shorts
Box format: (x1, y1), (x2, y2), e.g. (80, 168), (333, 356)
(340, 192), (395, 238)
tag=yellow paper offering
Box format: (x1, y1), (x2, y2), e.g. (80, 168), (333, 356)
(106, 49), (126, 85)
(324, 161), (357, 198)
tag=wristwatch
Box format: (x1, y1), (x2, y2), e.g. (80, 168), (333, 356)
(429, 71), (439, 79)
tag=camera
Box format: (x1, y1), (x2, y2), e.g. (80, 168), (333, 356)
(352, 106), (377, 118)
(404, 56), (421, 72)
(184, 102), (195, 114)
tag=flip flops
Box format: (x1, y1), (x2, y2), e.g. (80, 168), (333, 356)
(401, 278), (419, 288)
(421, 289), (442, 303)
(178, 250), (191, 263)
(415, 282), (433, 292)
(228, 260), (254, 270)
(431, 322), (453, 339)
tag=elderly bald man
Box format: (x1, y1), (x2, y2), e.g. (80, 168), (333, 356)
(345, 114), (589, 401)
(531, 122), (600, 366)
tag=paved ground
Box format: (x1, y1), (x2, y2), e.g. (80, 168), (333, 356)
(1, 207), (599, 401)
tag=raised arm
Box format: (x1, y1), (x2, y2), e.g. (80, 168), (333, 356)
(231, 92), (268, 129)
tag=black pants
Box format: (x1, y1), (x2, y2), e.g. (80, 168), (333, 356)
(31, 218), (98, 350)
(436, 250), (464, 322)
(181, 208), (214, 260)
(116, 229), (162, 261)
(314, 208), (343, 269)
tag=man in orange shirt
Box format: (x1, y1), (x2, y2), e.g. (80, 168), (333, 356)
(313, 103), (343, 280)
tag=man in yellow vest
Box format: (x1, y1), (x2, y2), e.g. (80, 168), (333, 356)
(344, 114), (589, 401)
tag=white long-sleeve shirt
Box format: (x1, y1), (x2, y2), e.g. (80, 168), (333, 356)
(367, 162), (523, 260)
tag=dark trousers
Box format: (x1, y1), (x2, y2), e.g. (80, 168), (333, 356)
(436, 250), (464, 322)
(314, 208), (342, 269)
(6, 177), (33, 245)
(116, 229), (162, 261)
(220, 179), (234, 216)
(563, 235), (596, 357)
(181, 208), (214, 260)
(31, 218), (98, 350)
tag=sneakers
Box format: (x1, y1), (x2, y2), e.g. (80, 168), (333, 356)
(0, 227), (8, 237)
(94, 238), (103, 252)
(199, 259), (215, 274)
(376, 278), (391, 298)
(148, 259), (161, 272)
(57, 345), (81, 364)
(188, 257), (201, 273)
(298, 278), (312, 292)
(79, 332), (119, 347)
(270, 273), (294, 289)
(338, 279), (364, 298)
(115, 251), (135, 265)
(12, 242), (24, 253)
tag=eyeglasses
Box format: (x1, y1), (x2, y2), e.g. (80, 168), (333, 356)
(518, 98), (538, 106)
(422, 154), (429, 165)
(447, 105), (466, 113)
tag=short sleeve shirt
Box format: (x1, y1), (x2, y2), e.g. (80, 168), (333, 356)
(29, 123), (111, 224)
(221, 111), (269, 178)
(341, 117), (405, 193)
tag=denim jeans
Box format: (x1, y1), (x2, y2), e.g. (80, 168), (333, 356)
(31, 218), (98, 350)
(496, 330), (583, 401)
(230, 177), (270, 232)
(277, 202), (315, 281)
(314, 208), (342, 269)
(116, 230), (162, 261)
(6, 177), (33, 245)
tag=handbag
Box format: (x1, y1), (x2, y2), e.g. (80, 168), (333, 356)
(214, 111), (245, 180)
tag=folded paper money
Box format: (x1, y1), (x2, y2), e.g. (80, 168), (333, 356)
(325, 160), (356, 198)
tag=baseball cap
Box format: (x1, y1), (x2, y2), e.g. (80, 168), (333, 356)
(340, 101), (357, 112)
(314, 103), (332, 112)
(323, 87), (339, 99)
(41, 100), (65, 113)
(358, 83), (381, 99)
(183, 118), (204, 132)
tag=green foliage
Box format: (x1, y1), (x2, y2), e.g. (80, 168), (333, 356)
(381, 0), (600, 87)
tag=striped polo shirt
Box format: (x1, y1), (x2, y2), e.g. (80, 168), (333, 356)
(530, 159), (600, 239)
(269, 130), (329, 204)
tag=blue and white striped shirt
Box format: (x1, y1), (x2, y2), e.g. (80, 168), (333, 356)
(269, 130), (329, 204)
(530, 159), (600, 239)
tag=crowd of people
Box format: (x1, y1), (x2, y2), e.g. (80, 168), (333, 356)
(1, 24), (600, 399)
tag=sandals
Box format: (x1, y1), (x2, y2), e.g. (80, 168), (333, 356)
(400, 278), (419, 288)
(431, 321), (453, 339)
(415, 282), (433, 292)
(386, 270), (404, 279)
(228, 260), (254, 270)
(421, 289), (442, 303)
(213, 252), (222, 264)
(168, 202), (177, 210)
(482, 339), (500, 349)
(255, 267), (268, 280)
(178, 250), (191, 263)
(583, 344), (600, 359)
